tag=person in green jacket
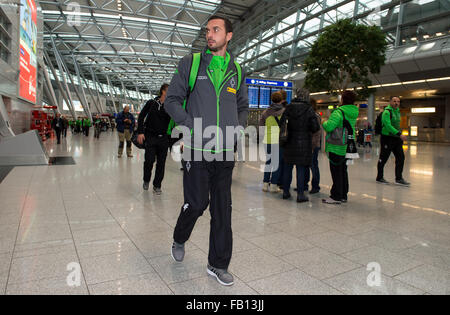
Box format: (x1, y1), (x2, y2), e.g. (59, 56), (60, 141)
(165, 16), (248, 287)
(83, 118), (91, 137)
(322, 90), (359, 204)
(93, 115), (102, 139)
(76, 118), (82, 134)
(376, 96), (410, 186)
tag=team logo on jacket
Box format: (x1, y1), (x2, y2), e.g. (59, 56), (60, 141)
(230, 77), (236, 89)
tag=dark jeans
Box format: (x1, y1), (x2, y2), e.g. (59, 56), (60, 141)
(94, 126), (101, 139)
(143, 136), (169, 188)
(305, 147), (321, 191)
(173, 160), (234, 269)
(277, 146), (285, 188)
(328, 152), (348, 201)
(263, 143), (281, 185)
(55, 128), (61, 144)
(284, 164), (308, 196)
(377, 135), (405, 181)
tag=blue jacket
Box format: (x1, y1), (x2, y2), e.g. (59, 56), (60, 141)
(116, 111), (135, 133)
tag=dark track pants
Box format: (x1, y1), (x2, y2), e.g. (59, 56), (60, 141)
(329, 152), (348, 201)
(55, 128), (61, 144)
(377, 135), (405, 181)
(173, 160), (235, 269)
(143, 136), (169, 188)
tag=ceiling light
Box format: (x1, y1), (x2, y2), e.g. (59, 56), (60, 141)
(411, 107), (436, 113)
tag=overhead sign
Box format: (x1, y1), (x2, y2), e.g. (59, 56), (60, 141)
(246, 78), (293, 88)
(411, 107), (435, 113)
(19, 0), (37, 104)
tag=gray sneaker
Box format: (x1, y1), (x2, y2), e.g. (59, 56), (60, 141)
(395, 178), (410, 186)
(171, 242), (185, 262)
(207, 264), (234, 286)
(153, 187), (162, 195)
(376, 178), (390, 185)
(143, 182), (149, 191)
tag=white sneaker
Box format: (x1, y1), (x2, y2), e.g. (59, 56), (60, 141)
(262, 183), (269, 192)
(270, 185), (281, 193)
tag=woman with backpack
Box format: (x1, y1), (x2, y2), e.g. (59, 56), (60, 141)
(260, 91), (285, 193)
(322, 90), (359, 204)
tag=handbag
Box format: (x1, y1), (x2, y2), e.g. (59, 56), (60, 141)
(277, 116), (289, 147)
(131, 129), (145, 149)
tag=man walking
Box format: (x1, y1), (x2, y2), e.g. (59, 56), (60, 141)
(116, 106), (135, 158)
(376, 96), (410, 186)
(165, 16), (248, 286)
(51, 113), (64, 144)
(137, 84), (171, 194)
(94, 114), (102, 139)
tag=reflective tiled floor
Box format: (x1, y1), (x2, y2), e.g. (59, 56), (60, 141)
(0, 132), (449, 295)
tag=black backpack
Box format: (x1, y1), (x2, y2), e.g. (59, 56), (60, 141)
(374, 108), (392, 135)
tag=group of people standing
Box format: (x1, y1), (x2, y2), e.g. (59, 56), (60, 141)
(52, 113), (114, 145)
(260, 88), (322, 203)
(68, 117), (92, 136)
(261, 89), (410, 205)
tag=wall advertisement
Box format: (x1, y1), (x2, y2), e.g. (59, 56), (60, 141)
(19, 0), (37, 104)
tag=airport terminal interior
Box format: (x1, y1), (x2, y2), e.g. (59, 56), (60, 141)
(0, 0), (449, 295)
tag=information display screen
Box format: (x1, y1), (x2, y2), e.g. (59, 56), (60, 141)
(286, 89), (292, 103)
(259, 87), (271, 109)
(246, 78), (293, 109)
(248, 86), (259, 109)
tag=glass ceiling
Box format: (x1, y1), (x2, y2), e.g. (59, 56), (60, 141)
(230, 0), (450, 79)
(42, 0), (226, 99)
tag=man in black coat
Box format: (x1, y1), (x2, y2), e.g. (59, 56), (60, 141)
(51, 113), (64, 144)
(137, 84), (171, 194)
(280, 88), (320, 202)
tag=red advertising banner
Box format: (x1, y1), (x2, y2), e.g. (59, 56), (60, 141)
(19, 0), (37, 104)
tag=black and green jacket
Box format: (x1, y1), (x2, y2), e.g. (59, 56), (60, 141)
(381, 105), (402, 137)
(165, 47), (249, 154)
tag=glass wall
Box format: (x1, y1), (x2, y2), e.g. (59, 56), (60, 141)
(232, 0), (450, 78)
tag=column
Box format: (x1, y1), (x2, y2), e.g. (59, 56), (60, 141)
(368, 93), (375, 128)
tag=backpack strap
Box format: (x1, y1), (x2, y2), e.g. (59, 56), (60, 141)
(234, 61), (242, 91)
(338, 108), (353, 136)
(167, 53), (201, 135)
(188, 53), (201, 95)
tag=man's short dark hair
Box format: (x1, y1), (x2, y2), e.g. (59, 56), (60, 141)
(390, 96), (400, 101)
(159, 83), (169, 97)
(207, 15), (233, 33)
(341, 90), (356, 105)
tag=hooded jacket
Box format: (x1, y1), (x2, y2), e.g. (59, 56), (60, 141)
(280, 99), (320, 166)
(323, 104), (359, 156)
(381, 105), (401, 137)
(260, 103), (285, 145)
(165, 48), (249, 156)
(137, 97), (171, 137)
